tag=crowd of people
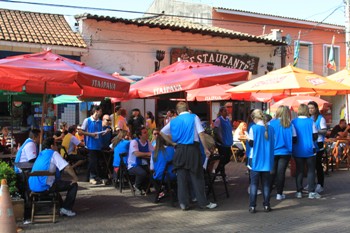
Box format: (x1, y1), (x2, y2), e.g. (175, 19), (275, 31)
(6, 99), (348, 220)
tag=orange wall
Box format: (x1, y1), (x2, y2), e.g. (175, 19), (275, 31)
(213, 11), (345, 76)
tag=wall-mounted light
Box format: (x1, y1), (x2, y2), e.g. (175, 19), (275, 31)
(154, 50), (165, 72)
(266, 62), (274, 72)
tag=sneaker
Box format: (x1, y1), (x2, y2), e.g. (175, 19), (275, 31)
(89, 179), (102, 185)
(276, 194), (286, 200)
(205, 202), (217, 209)
(23, 219), (32, 225)
(264, 206), (272, 212)
(315, 184), (324, 193)
(303, 184), (309, 190)
(133, 185), (144, 196)
(295, 192), (302, 199)
(180, 203), (189, 211)
(308, 192), (321, 199)
(60, 208), (76, 217)
(249, 206), (256, 213)
(247, 187), (262, 195)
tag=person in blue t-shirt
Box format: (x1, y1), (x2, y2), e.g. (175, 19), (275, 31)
(81, 105), (103, 185)
(213, 106), (233, 174)
(269, 105), (296, 201)
(308, 101), (327, 194)
(247, 109), (275, 213)
(292, 104), (319, 199)
(150, 134), (175, 181)
(112, 130), (130, 175)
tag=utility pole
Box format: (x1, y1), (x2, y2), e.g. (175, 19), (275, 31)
(345, 0), (350, 122)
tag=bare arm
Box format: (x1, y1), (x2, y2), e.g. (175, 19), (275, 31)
(160, 132), (176, 146)
(133, 151), (151, 158)
(78, 129), (97, 138)
(199, 132), (210, 158)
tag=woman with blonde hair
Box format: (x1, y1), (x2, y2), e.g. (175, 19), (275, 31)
(291, 104), (318, 199)
(247, 109), (275, 213)
(269, 105), (296, 201)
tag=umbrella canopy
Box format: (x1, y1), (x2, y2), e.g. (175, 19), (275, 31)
(130, 60), (250, 98)
(0, 50), (130, 97)
(327, 68), (350, 85)
(270, 96), (329, 112)
(185, 84), (286, 102)
(226, 65), (350, 95)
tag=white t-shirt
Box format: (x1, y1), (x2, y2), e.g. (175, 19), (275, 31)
(68, 135), (81, 154)
(127, 139), (153, 169)
(20, 141), (37, 162)
(161, 112), (204, 142)
(46, 151), (69, 187)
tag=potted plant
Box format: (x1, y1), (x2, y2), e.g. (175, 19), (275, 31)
(0, 161), (24, 221)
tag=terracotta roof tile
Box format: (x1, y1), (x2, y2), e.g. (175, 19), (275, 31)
(77, 14), (285, 46)
(0, 9), (87, 48)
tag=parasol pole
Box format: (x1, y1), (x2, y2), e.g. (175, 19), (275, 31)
(39, 82), (47, 152)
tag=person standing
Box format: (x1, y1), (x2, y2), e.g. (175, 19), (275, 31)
(292, 104), (319, 199)
(101, 114), (112, 150)
(81, 105), (103, 185)
(308, 101), (327, 194)
(146, 111), (157, 140)
(247, 109), (275, 213)
(128, 108), (145, 138)
(160, 101), (217, 210)
(213, 106), (233, 173)
(29, 137), (79, 217)
(269, 106), (296, 201)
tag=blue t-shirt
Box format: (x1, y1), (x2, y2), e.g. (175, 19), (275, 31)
(151, 146), (176, 181)
(250, 124), (275, 172)
(170, 113), (195, 144)
(269, 118), (293, 156)
(291, 117), (315, 158)
(113, 139), (130, 167)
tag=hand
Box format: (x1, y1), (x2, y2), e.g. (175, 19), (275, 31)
(204, 148), (210, 158)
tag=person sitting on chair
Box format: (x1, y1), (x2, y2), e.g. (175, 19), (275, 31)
(60, 125), (87, 170)
(0, 126), (17, 154)
(112, 130), (130, 175)
(127, 127), (153, 195)
(29, 137), (79, 217)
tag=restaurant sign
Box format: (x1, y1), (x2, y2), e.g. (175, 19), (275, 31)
(170, 48), (260, 74)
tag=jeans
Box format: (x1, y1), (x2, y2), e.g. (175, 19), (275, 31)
(315, 148), (324, 187)
(128, 165), (149, 190)
(294, 156), (316, 192)
(249, 170), (271, 208)
(49, 180), (78, 210)
(271, 155), (291, 195)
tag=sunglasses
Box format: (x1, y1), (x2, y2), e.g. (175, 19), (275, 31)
(153, 133), (159, 136)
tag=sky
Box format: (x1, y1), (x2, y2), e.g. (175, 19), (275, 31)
(0, 0), (346, 26)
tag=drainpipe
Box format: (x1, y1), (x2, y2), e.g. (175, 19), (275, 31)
(281, 36), (286, 68)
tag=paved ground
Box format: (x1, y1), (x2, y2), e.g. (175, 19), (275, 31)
(18, 161), (350, 233)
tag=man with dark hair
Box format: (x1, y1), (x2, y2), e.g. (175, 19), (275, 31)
(127, 127), (152, 195)
(330, 119), (350, 138)
(29, 137), (79, 217)
(128, 108), (145, 137)
(81, 105), (103, 185)
(161, 101), (217, 210)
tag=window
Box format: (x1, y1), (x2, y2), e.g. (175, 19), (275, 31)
(323, 44), (340, 76)
(294, 41), (313, 71)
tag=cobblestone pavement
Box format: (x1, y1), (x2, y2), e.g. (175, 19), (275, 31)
(19, 162), (350, 233)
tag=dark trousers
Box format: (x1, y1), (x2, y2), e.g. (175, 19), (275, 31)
(88, 149), (101, 180)
(249, 171), (271, 207)
(295, 156), (316, 192)
(49, 180), (78, 210)
(177, 168), (208, 207)
(315, 148), (325, 187)
(128, 165), (149, 190)
(216, 145), (233, 172)
(271, 155), (291, 195)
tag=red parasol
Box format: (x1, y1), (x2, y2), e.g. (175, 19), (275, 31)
(270, 95), (329, 112)
(130, 60), (249, 98)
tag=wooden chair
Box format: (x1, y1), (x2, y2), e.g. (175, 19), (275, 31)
(332, 139), (350, 170)
(118, 152), (135, 196)
(28, 171), (59, 223)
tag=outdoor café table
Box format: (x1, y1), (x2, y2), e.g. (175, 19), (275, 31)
(0, 153), (16, 165)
